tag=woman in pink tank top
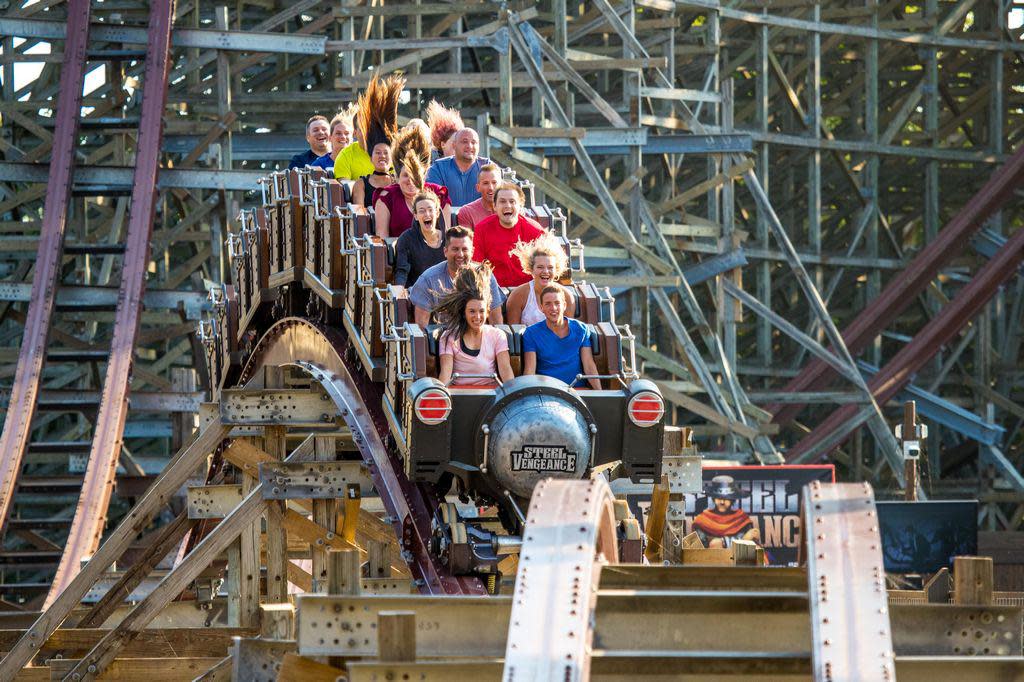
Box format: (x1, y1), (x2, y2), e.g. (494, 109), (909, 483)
(436, 264), (515, 387)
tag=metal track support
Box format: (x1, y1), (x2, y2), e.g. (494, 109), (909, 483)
(804, 481), (895, 681)
(47, 0), (177, 606)
(771, 143), (1024, 423)
(788, 221), (1024, 462)
(0, 0), (92, 535)
(503, 478), (619, 682)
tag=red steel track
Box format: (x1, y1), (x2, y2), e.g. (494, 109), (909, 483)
(46, 0), (177, 606)
(768, 143), (1024, 425)
(0, 1), (92, 537)
(787, 221), (1024, 460)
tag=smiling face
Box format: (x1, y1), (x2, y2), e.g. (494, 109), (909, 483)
(398, 166), (418, 197)
(371, 143), (391, 172)
(532, 254), (557, 288)
(414, 197), (437, 230)
(444, 236), (473, 273)
(477, 169), (501, 208)
(494, 188), (521, 228)
(453, 129), (479, 164)
(713, 497), (734, 513)
(307, 119), (331, 155)
(331, 120), (352, 152)
(464, 298), (487, 331)
(540, 288), (565, 324)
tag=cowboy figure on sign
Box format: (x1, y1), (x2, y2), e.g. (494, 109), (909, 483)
(692, 475), (761, 549)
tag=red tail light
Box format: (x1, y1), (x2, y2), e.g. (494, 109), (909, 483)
(414, 388), (451, 425)
(628, 391), (664, 427)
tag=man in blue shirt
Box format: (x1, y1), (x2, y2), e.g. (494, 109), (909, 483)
(523, 285), (602, 389)
(408, 226), (505, 326)
(289, 115), (331, 169)
(425, 128), (490, 206)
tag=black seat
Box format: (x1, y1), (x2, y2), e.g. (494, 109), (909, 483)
(425, 324), (443, 358)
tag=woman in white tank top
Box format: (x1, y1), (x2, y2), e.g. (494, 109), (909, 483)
(506, 233), (576, 325)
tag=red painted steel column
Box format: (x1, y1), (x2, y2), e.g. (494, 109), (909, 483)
(0, 2), (92, 532)
(786, 222), (1024, 462)
(46, 0), (177, 606)
(769, 144), (1024, 424)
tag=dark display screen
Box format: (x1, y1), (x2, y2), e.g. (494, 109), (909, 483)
(876, 500), (978, 573)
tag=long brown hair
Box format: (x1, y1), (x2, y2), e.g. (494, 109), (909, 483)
(356, 74), (403, 153)
(433, 263), (492, 345)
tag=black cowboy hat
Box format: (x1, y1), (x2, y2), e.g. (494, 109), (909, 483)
(703, 474), (749, 501)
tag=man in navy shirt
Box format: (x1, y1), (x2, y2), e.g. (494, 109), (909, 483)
(425, 128), (490, 206)
(523, 285), (602, 389)
(289, 115), (331, 169)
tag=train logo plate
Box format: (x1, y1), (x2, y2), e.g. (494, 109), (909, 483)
(510, 445), (577, 473)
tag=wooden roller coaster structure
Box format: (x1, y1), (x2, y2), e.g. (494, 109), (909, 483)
(0, 8), (1022, 676)
(0, 152), (1020, 680)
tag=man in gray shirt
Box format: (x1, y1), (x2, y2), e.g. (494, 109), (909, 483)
(408, 226), (505, 326)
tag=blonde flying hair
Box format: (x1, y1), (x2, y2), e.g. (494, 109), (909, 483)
(511, 231), (568, 279)
(330, 103), (358, 132)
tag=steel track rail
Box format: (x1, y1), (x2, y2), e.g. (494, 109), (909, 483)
(46, 0), (178, 607)
(503, 477), (619, 681)
(235, 317), (484, 595)
(769, 143), (1024, 424)
(804, 481), (895, 681)
(0, 0), (92, 537)
(788, 221), (1024, 462)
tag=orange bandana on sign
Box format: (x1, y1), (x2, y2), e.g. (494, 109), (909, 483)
(692, 508), (754, 537)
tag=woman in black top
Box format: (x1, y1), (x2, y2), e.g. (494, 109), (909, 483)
(351, 142), (393, 207)
(394, 190), (446, 288)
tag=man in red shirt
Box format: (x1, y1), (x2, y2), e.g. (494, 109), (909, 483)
(472, 183), (546, 286)
(458, 164), (542, 230)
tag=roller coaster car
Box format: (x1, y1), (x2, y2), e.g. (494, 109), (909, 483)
(211, 167), (664, 583)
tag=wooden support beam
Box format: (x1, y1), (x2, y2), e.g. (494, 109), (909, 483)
(277, 653), (344, 682)
(377, 611), (416, 663)
(311, 436), (337, 592)
(58, 487), (268, 680)
(259, 603), (295, 640)
(48, 657), (224, 681)
(262, 424), (289, 604)
(953, 556), (994, 605)
(327, 548), (362, 596)
(643, 475), (670, 563)
(0, 421), (230, 679)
